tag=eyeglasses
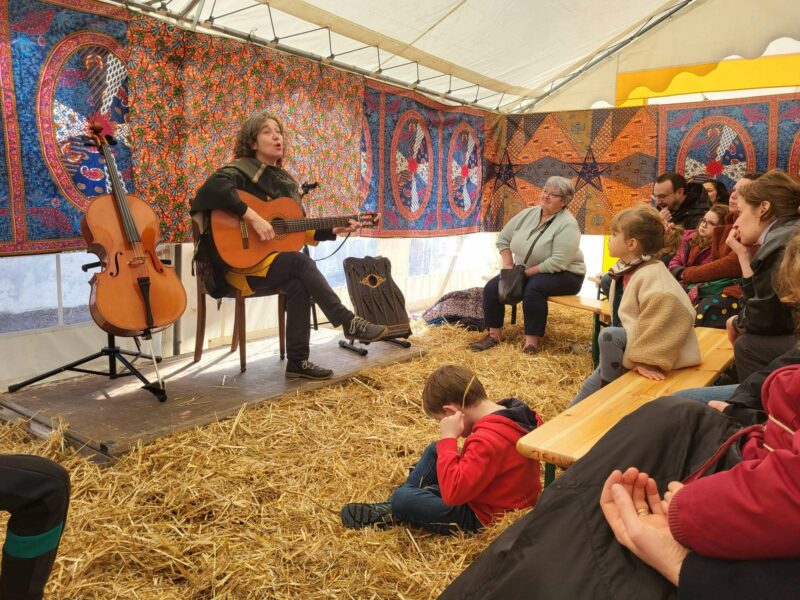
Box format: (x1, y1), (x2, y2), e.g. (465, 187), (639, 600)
(698, 219), (718, 227)
(652, 192), (674, 201)
(542, 190), (564, 199)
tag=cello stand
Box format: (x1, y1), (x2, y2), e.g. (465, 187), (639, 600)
(7, 333), (167, 402)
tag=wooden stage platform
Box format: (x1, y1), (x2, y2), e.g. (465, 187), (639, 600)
(0, 330), (419, 461)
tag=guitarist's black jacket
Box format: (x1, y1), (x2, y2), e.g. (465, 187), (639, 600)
(190, 158), (335, 297)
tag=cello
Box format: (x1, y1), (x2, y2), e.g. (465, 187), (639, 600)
(80, 124), (186, 396)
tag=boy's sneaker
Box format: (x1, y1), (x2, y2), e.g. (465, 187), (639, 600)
(285, 359), (333, 380)
(344, 316), (388, 343)
(340, 502), (394, 530)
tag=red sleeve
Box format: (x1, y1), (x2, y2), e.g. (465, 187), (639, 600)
(435, 435), (502, 506)
(668, 432), (800, 559)
(682, 251), (742, 283)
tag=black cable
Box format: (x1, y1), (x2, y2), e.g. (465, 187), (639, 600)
(311, 232), (352, 262)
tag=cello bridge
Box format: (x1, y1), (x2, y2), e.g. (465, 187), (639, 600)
(128, 256), (147, 266)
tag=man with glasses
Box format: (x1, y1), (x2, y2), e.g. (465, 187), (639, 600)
(652, 172), (710, 229)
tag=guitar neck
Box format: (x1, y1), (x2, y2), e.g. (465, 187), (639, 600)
(274, 216), (358, 233)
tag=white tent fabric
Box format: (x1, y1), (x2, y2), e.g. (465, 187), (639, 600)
(105, 0), (689, 111)
(536, 0), (800, 110)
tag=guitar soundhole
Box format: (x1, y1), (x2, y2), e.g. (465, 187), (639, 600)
(360, 274), (385, 289)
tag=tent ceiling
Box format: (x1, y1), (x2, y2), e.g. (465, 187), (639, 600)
(106, 0), (694, 112)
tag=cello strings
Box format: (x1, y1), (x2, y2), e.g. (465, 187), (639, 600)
(103, 144), (151, 278)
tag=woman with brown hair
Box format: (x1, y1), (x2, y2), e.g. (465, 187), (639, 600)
(725, 168), (800, 381)
(191, 110), (388, 380)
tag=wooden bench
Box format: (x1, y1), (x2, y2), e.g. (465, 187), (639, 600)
(548, 295), (611, 367)
(517, 327), (733, 485)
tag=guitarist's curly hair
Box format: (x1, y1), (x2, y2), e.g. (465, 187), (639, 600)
(233, 110), (285, 164)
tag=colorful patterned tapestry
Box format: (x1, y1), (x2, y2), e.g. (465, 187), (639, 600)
(0, 0), (131, 255)
(360, 82), (485, 237)
(128, 18), (364, 244)
(482, 107), (658, 234)
(777, 97), (800, 177)
(658, 98), (773, 189)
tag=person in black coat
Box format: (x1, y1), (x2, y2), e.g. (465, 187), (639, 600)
(191, 110), (388, 380)
(725, 169), (800, 381)
(653, 173), (711, 230)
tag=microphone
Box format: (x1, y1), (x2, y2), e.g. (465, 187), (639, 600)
(301, 181), (318, 195)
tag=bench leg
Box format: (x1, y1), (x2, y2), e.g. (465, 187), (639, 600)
(591, 314), (601, 369)
(544, 463), (556, 487)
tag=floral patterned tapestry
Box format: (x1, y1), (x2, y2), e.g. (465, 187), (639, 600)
(128, 17), (364, 244)
(482, 107), (659, 235)
(360, 82), (485, 237)
(0, 0), (131, 255)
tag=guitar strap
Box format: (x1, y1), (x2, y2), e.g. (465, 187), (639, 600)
(225, 158), (268, 187)
(224, 158), (309, 221)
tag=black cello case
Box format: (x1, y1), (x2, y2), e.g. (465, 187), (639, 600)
(342, 256), (412, 341)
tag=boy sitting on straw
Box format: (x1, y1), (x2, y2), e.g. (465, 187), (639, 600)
(341, 365), (542, 534)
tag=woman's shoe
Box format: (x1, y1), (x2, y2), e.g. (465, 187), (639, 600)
(522, 344), (541, 355)
(470, 335), (500, 352)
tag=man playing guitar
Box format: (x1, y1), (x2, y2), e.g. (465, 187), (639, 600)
(191, 110), (387, 380)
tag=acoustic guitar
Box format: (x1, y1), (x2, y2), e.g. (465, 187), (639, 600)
(210, 190), (378, 269)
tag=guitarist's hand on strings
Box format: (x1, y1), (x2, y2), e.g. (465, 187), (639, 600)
(243, 207), (275, 241)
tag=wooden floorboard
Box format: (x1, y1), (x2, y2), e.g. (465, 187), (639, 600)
(0, 330), (420, 458)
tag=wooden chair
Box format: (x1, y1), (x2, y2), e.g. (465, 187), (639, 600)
(191, 223), (285, 373)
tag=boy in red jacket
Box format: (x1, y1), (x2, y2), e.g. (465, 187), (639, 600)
(341, 364), (542, 534)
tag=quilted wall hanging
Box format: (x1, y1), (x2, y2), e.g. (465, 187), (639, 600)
(127, 18), (364, 244)
(657, 97), (774, 188)
(360, 81), (485, 237)
(0, 0), (131, 256)
(482, 107), (659, 234)
(777, 96), (800, 177)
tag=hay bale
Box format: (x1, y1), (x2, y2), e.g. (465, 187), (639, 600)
(0, 305), (592, 599)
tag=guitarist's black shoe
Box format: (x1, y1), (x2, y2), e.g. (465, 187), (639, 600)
(344, 316), (388, 342)
(285, 360), (334, 380)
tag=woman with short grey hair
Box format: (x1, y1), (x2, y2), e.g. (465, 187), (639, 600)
(471, 176), (586, 354)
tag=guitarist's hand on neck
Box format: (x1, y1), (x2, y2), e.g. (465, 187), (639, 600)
(333, 212), (381, 236)
(243, 207), (276, 241)
(333, 218), (362, 236)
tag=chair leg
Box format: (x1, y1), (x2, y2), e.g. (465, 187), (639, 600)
(237, 298), (247, 372)
(278, 293), (286, 360)
(231, 298), (241, 353)
(194, 289), (206, 363)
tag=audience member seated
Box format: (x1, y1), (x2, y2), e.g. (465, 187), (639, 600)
(674, 231), (800, 419)
(571, 206), (700, 406)
(653, 172), (710, 230)
(668, 205), (729, 296)
(471, 176), (585, 355)
(724, 169), (800, 382)
(340, 365), (541, 534)
(438, 232), (800, 600)
(703, 178), (729, 206)
(685, 173), (761, 328)
(598, 217), (682, 297)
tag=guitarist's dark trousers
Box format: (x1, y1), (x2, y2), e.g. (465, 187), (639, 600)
(247, 252), (354, 362)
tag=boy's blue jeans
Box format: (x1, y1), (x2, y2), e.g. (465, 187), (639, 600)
(390, 442), (483, 534)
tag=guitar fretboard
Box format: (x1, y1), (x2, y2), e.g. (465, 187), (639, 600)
(271, 216), (362, 234)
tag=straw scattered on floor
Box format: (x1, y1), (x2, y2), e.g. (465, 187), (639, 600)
(0, 305), (593, 599)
